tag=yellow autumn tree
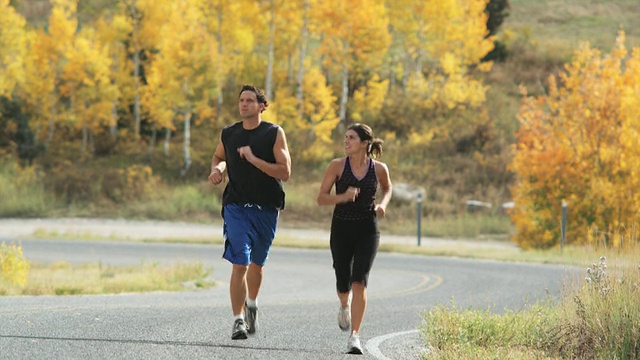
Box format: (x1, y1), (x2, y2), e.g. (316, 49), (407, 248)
(313, 0), (390, 124)
(383, 0), (494, 161)
(14, 0), (78, 150)
(59, 25), (117, 155)
(143, 0), (219, 176)
(350, 75), (389, 123)
(20, 29), (53, 144)
(387, 0), (493, 109)
(0, 0), (26, 99)
(128, 0), (175, 137)
(619, 47), (640, 224)
(511, 31), (640, 249)
(202, 0), (255, 123)
(95, 11), (134, 139)
(272, 66), (340, 162)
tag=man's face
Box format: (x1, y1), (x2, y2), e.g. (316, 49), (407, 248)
(239, 91), (264, 119)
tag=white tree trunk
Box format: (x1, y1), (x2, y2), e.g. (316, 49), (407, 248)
(215, 7), (224, 123)
(265, 0), (275, 100)
(131, 0), (142, 137)
(402, 52), (411, 93)
(46, 65), (57, 145)
(110, 102), (118, 138)
(180, 111), (192, 177)
(296, 0), (309, 118)
(339, 42), (349, 126)
(89, 128), (95, 156)
(163, 127), (171, 156)
(148, 122), (157, 158)
(110, 51), (119, 139)
(216, 92), (224, 123)
(81, 123), (87, 154)
(47, 92), (56, 145)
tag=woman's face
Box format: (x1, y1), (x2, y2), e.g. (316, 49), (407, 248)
(344, 129), (366, 155)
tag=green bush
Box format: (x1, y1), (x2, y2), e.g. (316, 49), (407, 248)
(0, 159), (53, 217)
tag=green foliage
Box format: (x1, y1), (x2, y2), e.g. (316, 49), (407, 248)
(121, 183), (221, 221)
(48, 162), (139, 204)
(424, 301), (554, 352)
(0, 158), (53, 217)
(485, 0), (510, 36)
(0, 96), (44, 164)
(482, 0), (510, 62)
(482, 40), (509, 62)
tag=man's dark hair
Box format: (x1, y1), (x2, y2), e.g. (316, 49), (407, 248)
(239, 84), (269, 111)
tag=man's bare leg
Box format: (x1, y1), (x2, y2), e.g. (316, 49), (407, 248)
(245, 262), (263, 334)
(247, 262), (263, 300)
(230, 264), (249, 316)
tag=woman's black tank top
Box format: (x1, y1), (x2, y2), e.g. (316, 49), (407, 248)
(333, 157), (377, 220)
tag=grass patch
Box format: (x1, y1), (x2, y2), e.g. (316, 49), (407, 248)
(506, 0), (640, 52)
(0, 260), (215, 296)
(30, 228), (223, 245)
(420, 255), (640, 359)
(381, 207), (514, 240)
(119, 182), (221, 222)
(0, 162), (56, 217)
(0, 159), (516, 241)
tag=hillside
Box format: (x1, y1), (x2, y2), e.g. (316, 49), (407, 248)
(506, 0), (640, 51)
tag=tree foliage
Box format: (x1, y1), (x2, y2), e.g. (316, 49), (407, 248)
(0, 0), (27, 98)
(511, 31), (640, 249)
(1, 0), (499, 209)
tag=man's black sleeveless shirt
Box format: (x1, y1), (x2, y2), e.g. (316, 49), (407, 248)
(333, 157), (378, 220)
(221, 121), (285, 210)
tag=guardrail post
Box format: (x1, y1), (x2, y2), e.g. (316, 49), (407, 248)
(561, 201), (567, 250)
(417, 193), (422, 246)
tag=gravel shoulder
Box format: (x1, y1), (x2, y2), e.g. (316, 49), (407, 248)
(0, 217), (516, 250)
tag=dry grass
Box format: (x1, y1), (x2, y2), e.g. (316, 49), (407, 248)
(0, 260), (215, 296)
(506, 0), (640, 52)
(422, 254), (640, 359)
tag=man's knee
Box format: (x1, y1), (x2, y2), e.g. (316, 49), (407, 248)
(231, 264), (249, 276)
(248, 262), (263, 274)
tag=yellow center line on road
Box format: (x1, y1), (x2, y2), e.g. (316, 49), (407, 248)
(369, 269), (443, 300)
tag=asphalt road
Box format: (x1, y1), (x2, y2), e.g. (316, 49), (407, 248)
(0, 237), (578, 360)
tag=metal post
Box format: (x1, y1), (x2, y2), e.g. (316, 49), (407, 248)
(561, 201), (567, 250)
(417, 193), (422, 246)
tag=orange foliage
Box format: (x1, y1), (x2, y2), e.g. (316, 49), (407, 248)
(511, 31), (640, 249)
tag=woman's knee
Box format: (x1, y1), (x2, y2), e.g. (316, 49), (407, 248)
(351, 281), (366, 293)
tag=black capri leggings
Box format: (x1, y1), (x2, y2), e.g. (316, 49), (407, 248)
(329, 216), (380, 293)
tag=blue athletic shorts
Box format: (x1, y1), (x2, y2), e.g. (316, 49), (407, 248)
(222, 203), (279, 266)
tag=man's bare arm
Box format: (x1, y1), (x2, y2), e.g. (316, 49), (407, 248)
(208, 134), (226, 185)
(239, 127), (291, 181)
